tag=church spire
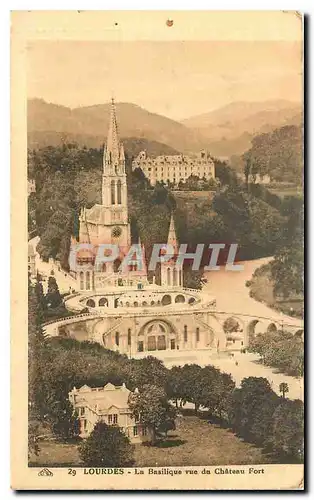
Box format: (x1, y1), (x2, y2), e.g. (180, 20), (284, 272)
(167, 212), (178, 251)
(103, 98), (121, 173)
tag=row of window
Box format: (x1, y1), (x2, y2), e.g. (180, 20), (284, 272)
(142, 166), (211, 172)
(141, 172), (213, 181)
(134, 159), (211, 167)
(79, 408), (119, 425)
(79, 419), (146, 438)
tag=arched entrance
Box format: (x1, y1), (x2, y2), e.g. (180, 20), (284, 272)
(86, 298), (95, 308)
(223, 316), (244, 345)
(138, 319), (177, 352)
(99, 297), (108, 307)
(248, 319), (273, 338)
(267, 322), (277, 333)
(223, 317), (242, 334)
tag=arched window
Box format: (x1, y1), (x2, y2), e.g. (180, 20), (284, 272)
(128, 329), (131, 346)
(117, 180), (122, 204)
(196, 327), (200, 342)
(86, 271), (91, 290)
(175, 294), (185, 303)
(99, 297), (108, 307)
(79, 271), (84, 290)
(167, 267), (171, 285)
(111, 180), (115, 205)
(134, 301), (138, 307)
(184, 325), (188, 343)
(115, 332), (120, 346)
(161, 294), (171, 306)
(86, 299), (95, 308)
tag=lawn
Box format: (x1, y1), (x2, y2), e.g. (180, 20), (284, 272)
(134, 414), (272, 467)
(29, 414), (273, 468)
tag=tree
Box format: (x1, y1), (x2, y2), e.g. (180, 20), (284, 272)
(28, 414), (41, 459)
(248, 331), (304, 377)
(279, 382), (289, 399)
(228, 377), (279, 444)
(28, 276), (46, 412)
(223, 317), (240, 334)
(241, 125), (303, 184)
(206, 371), (236, 420)
(128, 384), (176, 444)
(128, 356), (168, 390)
(49, 399), (80, 440)
(166, 366), (185, 407)
(270, 399), (304, 462)
(46, 276), (62, 308)
(270, 200), (304, 300)
(178, 364), (204, 413)
(79, 422), (134, 467)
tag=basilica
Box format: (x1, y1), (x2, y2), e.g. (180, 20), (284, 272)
(61, 100), (246, 355)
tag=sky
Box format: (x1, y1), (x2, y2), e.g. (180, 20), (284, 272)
(27, 40), (302, 121)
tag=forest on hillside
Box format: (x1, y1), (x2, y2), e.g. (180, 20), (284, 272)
(230, 125), (303, 186)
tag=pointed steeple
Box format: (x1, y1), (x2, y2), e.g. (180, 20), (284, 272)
(103, 98), (120, 172)
(137, 236), (147, 275)
(167, 212), (178, 251)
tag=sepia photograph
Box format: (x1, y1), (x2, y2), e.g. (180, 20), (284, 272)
(11, 10), (304, 490)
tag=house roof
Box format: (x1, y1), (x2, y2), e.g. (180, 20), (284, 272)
(71, 383), (131, 412)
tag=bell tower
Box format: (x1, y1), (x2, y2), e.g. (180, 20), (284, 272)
(100, 98), (130, 248)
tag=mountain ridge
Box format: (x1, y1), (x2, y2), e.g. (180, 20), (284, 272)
(28, 98), (302, 158)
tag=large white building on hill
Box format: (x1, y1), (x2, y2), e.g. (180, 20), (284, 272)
(132, 150), (215, 187)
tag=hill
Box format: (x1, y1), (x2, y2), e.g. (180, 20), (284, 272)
(181, 100), (302, 158)
(27, 99), (204, 153)
(242, 125), (303, 184)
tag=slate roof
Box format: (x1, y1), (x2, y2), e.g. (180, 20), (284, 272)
(73, 383), (131, 412)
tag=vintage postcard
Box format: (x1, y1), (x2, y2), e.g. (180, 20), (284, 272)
(11, 11), (304, 490)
